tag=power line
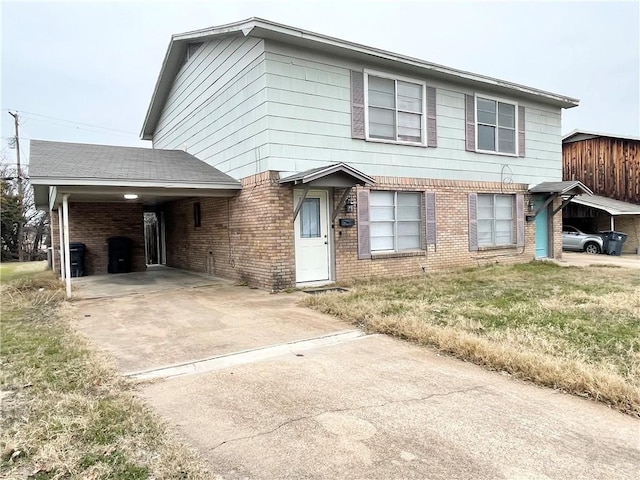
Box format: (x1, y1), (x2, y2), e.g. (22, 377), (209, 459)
(5, 109), (139, 136)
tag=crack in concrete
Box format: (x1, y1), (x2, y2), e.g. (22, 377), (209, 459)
(208, 385), (485, 451)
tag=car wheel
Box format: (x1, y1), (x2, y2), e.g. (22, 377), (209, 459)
(584, 242), (600, 255)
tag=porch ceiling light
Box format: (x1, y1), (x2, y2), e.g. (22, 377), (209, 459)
(124, 194), (138, 200)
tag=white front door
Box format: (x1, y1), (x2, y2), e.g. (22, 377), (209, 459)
(294, 189), (330, 283)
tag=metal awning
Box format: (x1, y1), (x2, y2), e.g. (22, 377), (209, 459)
(528, 180), (593, 196)
(280, 163), (375, 222)
(571, 195), (640, 216)
(527, 180), (593, 219)
(280, 162), (375, 187)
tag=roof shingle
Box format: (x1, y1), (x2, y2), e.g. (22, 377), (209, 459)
(29, 140), (239, 186)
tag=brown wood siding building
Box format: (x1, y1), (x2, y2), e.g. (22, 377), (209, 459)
(563, 135), (640, 204)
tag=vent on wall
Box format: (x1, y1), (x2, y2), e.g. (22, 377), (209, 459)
(183, 42), (204, 65)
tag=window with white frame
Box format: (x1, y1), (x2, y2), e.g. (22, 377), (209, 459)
(366, 73), (425, 144)
(370, 191), (422, 252)
(476, 97), (516, 154)
(477, 194), (514, 246)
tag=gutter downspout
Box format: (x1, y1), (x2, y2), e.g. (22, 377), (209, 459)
(62, 194), (72, 299)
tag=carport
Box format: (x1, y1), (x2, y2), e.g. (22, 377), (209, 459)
(30, 140), (241, 298)
(566, 194), (640, 254)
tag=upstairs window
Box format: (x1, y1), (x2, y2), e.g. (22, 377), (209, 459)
(365, 72), (425, 145)
(476, 97), (516, 154)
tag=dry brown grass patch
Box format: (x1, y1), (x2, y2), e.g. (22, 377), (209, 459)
(304, 262), (640, 415)
(1, 265), (211, 479)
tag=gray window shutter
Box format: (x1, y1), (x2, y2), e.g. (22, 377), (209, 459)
(357, 189), (371, 259)
(518, 106), (525, 157)
(425, 191), (437, 247)
(465, 94), (476, 151)
(468, 193), (478, 251)
(516, 194), (525, 246)
(351, 70), (366, 139)
(426, 87), (437, 147)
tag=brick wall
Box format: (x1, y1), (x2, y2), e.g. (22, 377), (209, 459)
(50, 202), (145, 276)
(333, 177), (560, 282)
(163, 171), (295, 290)
(48, 177), (564, 287)
(165, 173), (562, 289)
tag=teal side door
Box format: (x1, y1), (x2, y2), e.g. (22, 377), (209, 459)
(534, 198), (548, 258)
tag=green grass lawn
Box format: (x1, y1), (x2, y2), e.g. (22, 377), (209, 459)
(304, 261), (640, 415)
(1, 262), (209, 479)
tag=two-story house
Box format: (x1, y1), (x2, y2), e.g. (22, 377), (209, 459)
(31, 18), (588, 293)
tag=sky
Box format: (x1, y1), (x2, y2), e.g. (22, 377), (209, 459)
(1, 0), (639, 171)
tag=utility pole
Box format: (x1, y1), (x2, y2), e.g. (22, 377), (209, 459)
(8, 111), (24, 262)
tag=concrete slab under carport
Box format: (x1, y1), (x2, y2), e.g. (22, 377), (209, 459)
(140, 333), (639, 480)
(71, 264), (228, 299)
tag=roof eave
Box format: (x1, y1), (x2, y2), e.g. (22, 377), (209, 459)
(141, 17), (579, 139)
(29, 176), (242, 190)
(571, 198), (640, 216)
(562, 129), (640, 143)
(248, 20), (579, 108)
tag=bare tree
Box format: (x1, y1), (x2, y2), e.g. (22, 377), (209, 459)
(1, 157), (48, 261)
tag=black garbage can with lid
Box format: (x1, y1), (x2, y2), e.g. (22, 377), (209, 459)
(600, 231), (628, 256)
(69, 242), (86, 277)
(108, 237), (133, 273)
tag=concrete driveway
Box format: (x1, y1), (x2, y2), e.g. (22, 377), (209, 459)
(72, 284), (639, 480)
(73, 284), (349, 374)
(558, 251), (640, 269)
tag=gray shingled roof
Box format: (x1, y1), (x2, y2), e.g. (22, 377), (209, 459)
(29, 140), (240, 186)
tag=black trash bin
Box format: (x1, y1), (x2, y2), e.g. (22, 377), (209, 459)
(108, 237), (133, 273)
(601, 231), (628, 256)
(69, 242), (86, 277)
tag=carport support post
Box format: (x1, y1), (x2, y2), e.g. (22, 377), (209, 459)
(62, 194), (72, 299)
(58, 206), (66, 280)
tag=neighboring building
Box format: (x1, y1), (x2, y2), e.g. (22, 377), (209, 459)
(31, 18), (588, 292)
(563, 130), (640, 254)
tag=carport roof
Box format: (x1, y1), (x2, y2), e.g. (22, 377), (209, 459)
(570, 195), (640, 215)
(29, 140), (241, 208)
(30, 140), (240, 185)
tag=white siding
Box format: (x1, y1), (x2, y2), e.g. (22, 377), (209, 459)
(153, 36), (269, 179)
(263, 42), (563, 184)
(152, 36), (563, 184)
